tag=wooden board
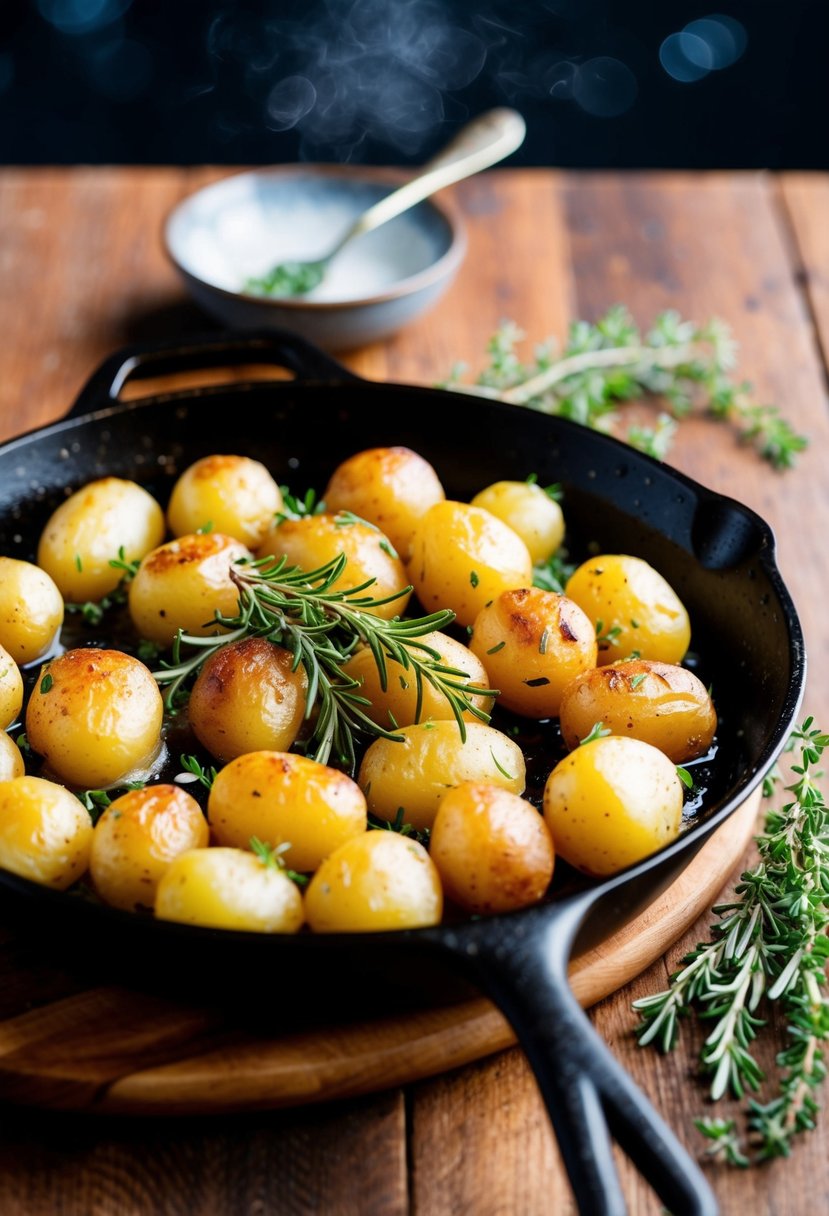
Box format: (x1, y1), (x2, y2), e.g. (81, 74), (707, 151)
(0, 793), (759, 1115)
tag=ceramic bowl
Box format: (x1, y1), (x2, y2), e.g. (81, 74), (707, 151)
(164, 166), (466, 350)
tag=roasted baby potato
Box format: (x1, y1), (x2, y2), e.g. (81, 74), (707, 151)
(0, 775), (93, 889)
(188, 638), (308, 763)
(0, 732), (24, 781)
(26, 648), (164, 788)
(208, 750), (367, 873)
(430, 781), (554, 914)
(0, 643), (23, 729)
(342, 631), (491, 730)
(358, 720), (526, 831)
(37, 477), (165, 602)
(469, 587), (597, 718)
(305, 831), (442, 931)
(471, 480), (565, 565)
(90, 784), (209, 912)
(128, 532), (251, 647)
(543, 736), (683, 876)
(167, 455), (283, 550)
(408, 501), (533, 628)
(323, 445), (445, 558)
(565, 554), (691, 666)
(155, 847), (304, 933)
(0, 557), (64, 665)
(559, 659), (717, 762)
(257, 512), (411, 620)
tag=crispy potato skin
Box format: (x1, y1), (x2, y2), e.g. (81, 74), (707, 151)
(408, 501), (533, 628)
(257, 513), (411, 620)
(90, 785), (209, 912)
(37, 477), (165, 602)
(0, 644), (23, 729)
(189, 639), (308, 763)
(0, 557), (63, 666)
(559, 659), (717, 762)
(430, 781), (554, 914)
(0, 776), (93, 889)
(155, 847), (304, 933)
(471, 481), (565, 565)
(565, 554), (691, 666)
(167, 455), (282, 549)
(305, 832), (442, 932)
(128, 532), (251, 646)
(208, 751), (367, 873)
(323, 446), (445, 559)
(342, 631), (491, 730)
(358, 720), (526, 831)
(25, 648), (164, 789)
(543, 736), (683, 876)
(469, 588), (597, 718)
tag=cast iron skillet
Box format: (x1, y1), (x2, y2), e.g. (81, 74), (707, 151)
(0, 331), (805, 1216)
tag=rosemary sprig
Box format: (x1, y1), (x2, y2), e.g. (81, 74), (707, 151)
(152, 553), (496, 769)
(634, 718), (829, 1163)
(443, 307), (807, 469)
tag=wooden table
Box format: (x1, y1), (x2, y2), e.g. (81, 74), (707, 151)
(0, 168), (828, 1214)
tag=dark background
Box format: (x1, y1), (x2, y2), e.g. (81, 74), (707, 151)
(0, 0), (825, 168)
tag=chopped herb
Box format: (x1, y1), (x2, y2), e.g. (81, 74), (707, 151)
(74, 553), (83, 572)
(538, 628), (550, 655)
(176, 754), (218, 790)
(676, 766), (695, 790)
(630, 673), (647, 690)
(379, 539), (399, 559)
(196, 521), (214, 535)
(249, 836), (308, 886)
(487, 641), (506, 655)
(630, 618), (640, 629)
(490, 748), (516, 781)
(470, 570), (480, 588)
(579, 722), (611, 746)
(595, 620), (623, 648)
(39, 673), (53, 694)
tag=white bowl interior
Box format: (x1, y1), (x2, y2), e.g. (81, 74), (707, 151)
(166, 171), (455, 304)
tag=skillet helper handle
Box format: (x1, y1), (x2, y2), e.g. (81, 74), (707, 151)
(66, 329), (357, 419)
(455, 910), (718, 1216)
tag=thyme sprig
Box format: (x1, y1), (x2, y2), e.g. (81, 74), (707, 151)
(64, 546), (141, 626)
(152, 554), (496, 769)
(634, 719), (829, 1163)
(443, 307), (807, 469)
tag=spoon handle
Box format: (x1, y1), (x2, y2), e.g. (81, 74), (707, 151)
(334, 108), (526, 252)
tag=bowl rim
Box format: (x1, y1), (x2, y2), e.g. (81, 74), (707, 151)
(163, 164), (468, 312)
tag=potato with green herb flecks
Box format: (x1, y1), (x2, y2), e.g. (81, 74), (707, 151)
(155, 847), (304, 933)
(358, 720), (525, 831)
(408, 501), (533, 628)
(37, 477), (165, 603)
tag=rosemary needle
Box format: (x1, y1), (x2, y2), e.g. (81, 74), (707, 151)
(152, 553), (497, 770)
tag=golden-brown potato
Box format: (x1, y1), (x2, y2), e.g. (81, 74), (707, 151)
(0, 557), (64, 666)
(0, 644), (23, 728)
(430, 782), (554, 914)
(90, 784), (209, 912)
(358, 720), (526, 831)
(471, 481), (565, 565)
(323, 446), (445, 558)
(188, 638), (308, 763)
(0, 732), (24, 781)
(257, 512), (410, 620)
(565, 555), (691, 666)
(408, 501), (533, 628)
(559, 659), (717, 762)
(0, 775), (93, 889)
(543, 736), (683, 876)
(25, 648), (164, 789)
(128, 532), (251, 647)
(342, 631), (491, 730)
(37, 477), (165, 603)
(469, 588), (596, 718)
(167, 455), (282, 549)
(155, 847), (304, 933)
(305, 831), (442, 932)
(208, 751), (367, 873)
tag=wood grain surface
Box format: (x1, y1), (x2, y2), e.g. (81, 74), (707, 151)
(0, 168), (827, 1214)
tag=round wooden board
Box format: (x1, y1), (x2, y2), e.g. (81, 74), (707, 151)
(0, 792), (760, 1115)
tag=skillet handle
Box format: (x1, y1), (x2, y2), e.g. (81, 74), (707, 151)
(65, 329), (358, 419)
(448, 904), (718, 1216)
